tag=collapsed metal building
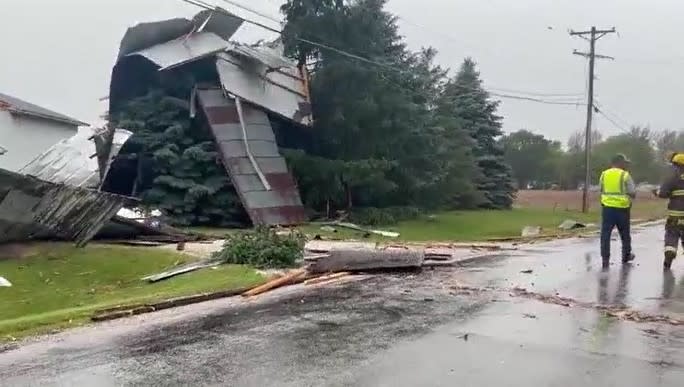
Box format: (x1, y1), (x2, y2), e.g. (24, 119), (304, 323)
(0, 128), (134, 246)
(107, 8), (310, 226)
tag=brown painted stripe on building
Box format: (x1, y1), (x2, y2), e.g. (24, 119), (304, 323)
(250, 205), (307, 226)
(203, 106), (240, 125)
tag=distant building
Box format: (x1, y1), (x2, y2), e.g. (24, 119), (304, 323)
(0, 92), (87, 172)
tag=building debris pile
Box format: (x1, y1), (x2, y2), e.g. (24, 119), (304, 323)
(0, 128), (133, 246)
(107, 7), (311, 227)
(0, 8), (314, 246)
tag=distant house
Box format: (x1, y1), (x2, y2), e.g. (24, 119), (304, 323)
(0, 92), (87, 172)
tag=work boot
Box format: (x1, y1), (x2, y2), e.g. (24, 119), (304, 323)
(664, 251), (676, 270)
(602, 257), (610, 270)
(622, 253), (635, 264)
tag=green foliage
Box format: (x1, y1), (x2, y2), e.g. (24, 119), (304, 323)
(442, 58), (516, 208)
(591, 127), (658, 183)
(500, 129), (563, 188)
(212, 227), (306, 269)
(348, 206), (422, 226)
(113, 90), (248, 227)
(280, 0), (482, 215)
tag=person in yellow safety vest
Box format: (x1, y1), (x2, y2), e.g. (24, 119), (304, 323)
(654, 152), (684, 270)
(599, 154), (637, 270)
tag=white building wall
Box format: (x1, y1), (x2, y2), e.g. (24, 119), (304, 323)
(0, 110), (77, 172)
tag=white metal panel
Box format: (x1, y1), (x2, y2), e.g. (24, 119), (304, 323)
(129, 32), (230, 70)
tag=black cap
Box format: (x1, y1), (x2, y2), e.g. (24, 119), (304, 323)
(612, 153), (631, 164)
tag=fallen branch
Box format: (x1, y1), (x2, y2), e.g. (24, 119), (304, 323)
(241, 268), (308, 297)
(306, 248), (424, 273)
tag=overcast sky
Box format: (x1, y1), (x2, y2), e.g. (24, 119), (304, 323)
(2, 0), (683, 142)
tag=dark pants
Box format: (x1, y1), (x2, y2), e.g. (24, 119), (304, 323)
(600, 206), (631, 261)
(664, 217), (684, 258)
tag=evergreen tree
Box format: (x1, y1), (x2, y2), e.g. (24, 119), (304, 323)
(112, 90), (248, 226)
(443, 58), (516, 209)
(280, 0), (478, 213)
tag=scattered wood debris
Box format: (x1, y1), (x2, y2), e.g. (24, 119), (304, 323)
(242, 269), (308, 297)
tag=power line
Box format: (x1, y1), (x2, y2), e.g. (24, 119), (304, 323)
(181, 0), (589, 108)
(570, 26), (617, 213)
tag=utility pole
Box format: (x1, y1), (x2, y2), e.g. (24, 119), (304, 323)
(570, 26), (616, 213)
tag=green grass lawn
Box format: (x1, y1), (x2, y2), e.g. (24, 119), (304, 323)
(300, 201), (667, 242)
(0, 243), (263, 340)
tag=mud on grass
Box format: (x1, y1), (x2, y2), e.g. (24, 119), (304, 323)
(0, 243), (264, 340)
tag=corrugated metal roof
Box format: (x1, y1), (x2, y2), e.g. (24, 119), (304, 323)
(117, 8), (243, 58)
(215, 51), (312, 126)
(0, 92), (88, 127)
(0, 168), (128, 246)
(19, 128), (132, 188)
(227, 42), (295, 69)
(197, 88), (306, 226)
(128, 32), (230, 71)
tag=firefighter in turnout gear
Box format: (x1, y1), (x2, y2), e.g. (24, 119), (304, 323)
(655, 152), (684, 270)
(599, 154), (637, 270)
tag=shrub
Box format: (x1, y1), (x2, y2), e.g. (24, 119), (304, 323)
(212, 227), (305, 269)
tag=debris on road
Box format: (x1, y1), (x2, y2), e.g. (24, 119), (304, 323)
(242, 269), (308, 297)
(520, 269), (534, 274)
(306, 247), (423, 273)
(304, 272), (351, 286)
(523, 313), (537, 319)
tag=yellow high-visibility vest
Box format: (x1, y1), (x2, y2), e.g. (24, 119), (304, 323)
(600, 167), (631, 208)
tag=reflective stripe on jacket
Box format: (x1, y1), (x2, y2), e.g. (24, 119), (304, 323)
(658, 166), (684, 218)
(600, 168), (631, 208)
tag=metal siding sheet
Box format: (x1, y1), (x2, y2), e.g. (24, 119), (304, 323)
(218, 140), (279, 158)
(265, 173), (298, 191)
(227, 43), (294, 69)
(232, 174), (265, 193)
(243, 189), (302, 209)
(225, 157), (288, 175)
(232, 173), (297, 193)
(210, 123), (276, 142)
(0, 168), (128, 245)
(215, 54), (312, 126)
(19, 128), (133, 189)
(197, 88), (306, 226)
(250, 206), (307, 226)
(129, 32), (230, 70)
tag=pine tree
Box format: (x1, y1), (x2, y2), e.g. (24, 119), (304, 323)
(280, 0), (478, 212)
(112, 90), (248, 226)
(443, 58), (516, 209)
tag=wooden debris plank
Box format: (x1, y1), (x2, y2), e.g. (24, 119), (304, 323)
(242, 268), (307, 297)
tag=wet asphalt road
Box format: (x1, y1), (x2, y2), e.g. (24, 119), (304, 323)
(1, 224), (684, 386)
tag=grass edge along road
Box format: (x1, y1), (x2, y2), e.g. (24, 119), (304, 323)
(302, 201), (666, 242)
(0, 243), (264, 341)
